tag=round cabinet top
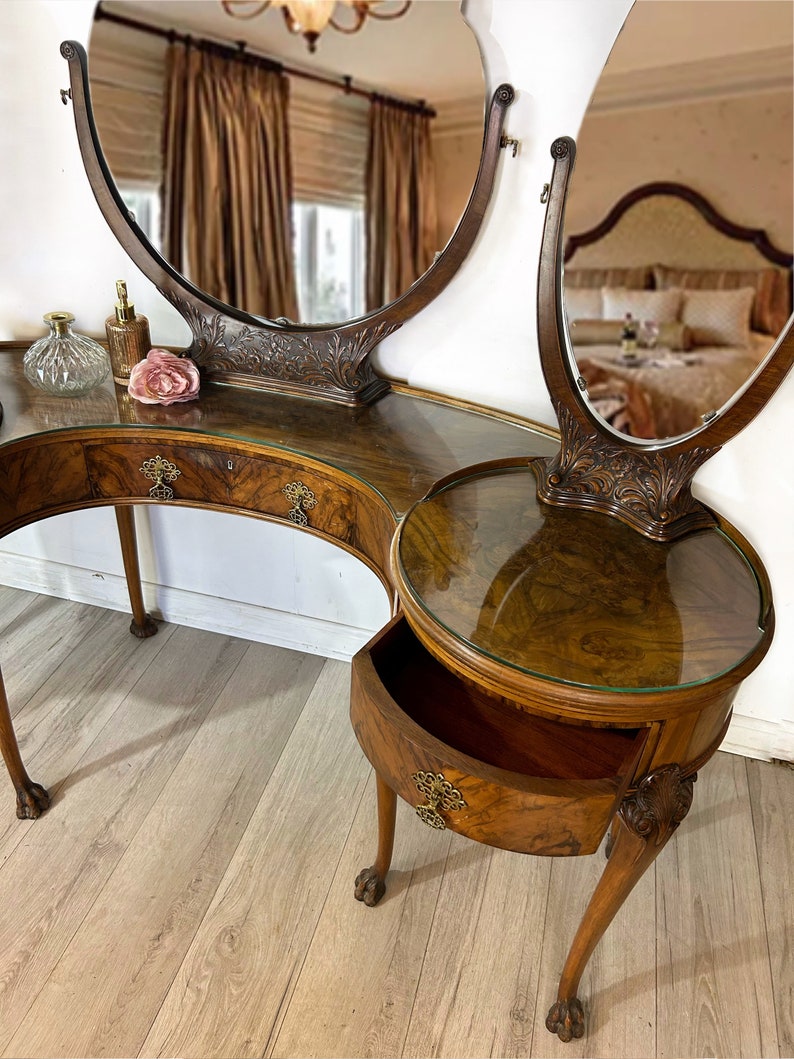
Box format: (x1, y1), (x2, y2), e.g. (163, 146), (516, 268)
(393, 463), (769, 696)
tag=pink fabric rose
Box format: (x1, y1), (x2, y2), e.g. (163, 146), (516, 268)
(128, 349), (200, 405)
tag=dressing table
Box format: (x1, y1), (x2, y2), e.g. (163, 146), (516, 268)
(348, 137), (791, 1040)
(0, 15), (792, 1048)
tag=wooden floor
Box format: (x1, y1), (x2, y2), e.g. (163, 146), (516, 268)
(0, 586), (791, 1059)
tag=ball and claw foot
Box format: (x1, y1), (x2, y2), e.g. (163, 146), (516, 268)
(15, 782), (50, 820)
(130, 613), (158, 639)
(354, 866), (385, 907)
(546, 997), (585, 1042)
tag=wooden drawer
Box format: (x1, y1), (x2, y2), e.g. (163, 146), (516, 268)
(83, 441), (358, 539)
(351, 617), (648, 856)
(0, 440), (91, 530)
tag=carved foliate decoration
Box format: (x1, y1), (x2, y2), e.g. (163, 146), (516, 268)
(164, 292), (396, 399)
(531, 405), (720, 541)
(619, 764), (696, 847)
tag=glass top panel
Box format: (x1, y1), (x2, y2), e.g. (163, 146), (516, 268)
(396, 465), (766, 692)
(0, 350), (558, 516)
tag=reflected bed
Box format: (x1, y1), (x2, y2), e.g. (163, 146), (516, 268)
(563, 183), (793, 438)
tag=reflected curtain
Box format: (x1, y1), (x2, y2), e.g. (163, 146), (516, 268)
(365, 99), (437, 312)
(162, 43), (299, 321)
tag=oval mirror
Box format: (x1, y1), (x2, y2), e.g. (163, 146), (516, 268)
(87, 0), (485, 327)
(561, 0), (793, 442)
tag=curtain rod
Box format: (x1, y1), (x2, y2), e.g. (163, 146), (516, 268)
(93, 4), (436, 118)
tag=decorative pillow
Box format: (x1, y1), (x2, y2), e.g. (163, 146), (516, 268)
(571, 319), (692, 351)
(601, 287), (682, 323)
(679, 287), (755, 347)
(565, 266), (652, 290)
(653, 265), (790, 336)
(565, 286), (602, 321)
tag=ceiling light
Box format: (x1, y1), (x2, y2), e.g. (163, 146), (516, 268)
(221, 1), (413, 53)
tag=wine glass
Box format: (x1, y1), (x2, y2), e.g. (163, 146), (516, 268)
(640, 319), (660, 350)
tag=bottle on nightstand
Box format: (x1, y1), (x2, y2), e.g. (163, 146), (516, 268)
(620, 312), (638, 358)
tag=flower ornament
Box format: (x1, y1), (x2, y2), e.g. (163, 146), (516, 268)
(128, 349), (200, 405)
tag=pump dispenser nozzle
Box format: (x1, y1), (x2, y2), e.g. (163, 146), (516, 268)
(114, 280), (137, 324)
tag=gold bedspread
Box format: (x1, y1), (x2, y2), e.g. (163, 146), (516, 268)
(576, 334), (769, 438)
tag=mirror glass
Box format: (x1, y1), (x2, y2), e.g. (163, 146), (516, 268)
(88, 0), (485, 326)
(562, 0), (793, 441)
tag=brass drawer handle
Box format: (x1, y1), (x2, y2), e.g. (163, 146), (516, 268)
(412, 771), (467, 830)
(140, 455), (181, 500)
(282, 481), (318, 526)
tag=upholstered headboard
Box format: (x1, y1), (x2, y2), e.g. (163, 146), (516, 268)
(563, 182), (793, 336)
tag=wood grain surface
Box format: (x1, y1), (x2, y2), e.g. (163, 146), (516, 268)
(0, 588), (789, 1058)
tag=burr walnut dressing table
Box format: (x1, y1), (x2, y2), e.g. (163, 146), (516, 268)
(1, 22), (792, 1046)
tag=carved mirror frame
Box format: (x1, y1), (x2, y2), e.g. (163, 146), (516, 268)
(61, 40), (514, 405)
(533, 136), (794, 542)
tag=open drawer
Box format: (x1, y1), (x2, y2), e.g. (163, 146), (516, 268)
(351, 616), (649, 856)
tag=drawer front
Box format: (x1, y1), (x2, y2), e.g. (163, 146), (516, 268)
(351, 618), (645, 857)
(83, 440), (395, 582)
(86, 442), (233, 506)
(0, 440), (91, 530)
(85, 440), (351, 524)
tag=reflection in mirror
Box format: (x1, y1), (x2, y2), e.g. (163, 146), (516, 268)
(562, 0), (793, 441)
(88, 0), (484, 326)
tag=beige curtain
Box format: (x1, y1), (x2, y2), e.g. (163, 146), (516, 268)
(365, 99), (438, 312)
(162, 43), (299, 321)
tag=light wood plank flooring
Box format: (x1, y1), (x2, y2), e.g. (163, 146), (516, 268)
(0, 585), (791, 1059)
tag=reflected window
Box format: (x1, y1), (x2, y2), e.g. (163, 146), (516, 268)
(120, 187), (161, 253)
(292, 202), (364, 323)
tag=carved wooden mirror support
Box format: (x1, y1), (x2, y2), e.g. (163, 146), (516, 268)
(62, 40), (514, 405)
(532, 137), (794, 542)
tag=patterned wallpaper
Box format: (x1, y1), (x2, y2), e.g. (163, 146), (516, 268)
(566, 91), (793, 253)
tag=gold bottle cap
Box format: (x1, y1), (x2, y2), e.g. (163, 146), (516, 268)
(115, 280), (137, 323)
(43, 310), (75, 336)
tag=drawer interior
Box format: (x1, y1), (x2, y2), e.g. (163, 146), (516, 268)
(369, 618), (647, 783)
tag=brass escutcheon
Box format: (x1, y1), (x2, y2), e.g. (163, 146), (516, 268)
(282, 481), (318, 526)
(411, 771), (467, 830)
(140, 455), (181, 501)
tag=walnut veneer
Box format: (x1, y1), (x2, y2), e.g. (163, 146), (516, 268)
(349, 454), (772, 1041)
(0, 346), (776, 1041)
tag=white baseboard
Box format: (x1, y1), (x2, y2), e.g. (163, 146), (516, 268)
(723, 712), (794, 765)
(0, 553), (377, 662)
(1, 553), (791, 764)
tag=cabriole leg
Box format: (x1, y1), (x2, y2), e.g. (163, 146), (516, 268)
(0, 665), (49, 818)
(114, 505), (158, 638)
(354, 773), (397, 906)
(546, 764), (696, 1042)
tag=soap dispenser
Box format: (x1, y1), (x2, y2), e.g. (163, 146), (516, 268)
(105, 280), (151, 384)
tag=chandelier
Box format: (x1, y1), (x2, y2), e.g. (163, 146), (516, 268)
(220, 1), (413, 53)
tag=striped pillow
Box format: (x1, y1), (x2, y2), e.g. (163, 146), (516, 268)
(565, 266), (652, 290)
(653, 265), (790, 335)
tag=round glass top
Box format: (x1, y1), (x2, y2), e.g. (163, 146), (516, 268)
(394, 465), (767, 693)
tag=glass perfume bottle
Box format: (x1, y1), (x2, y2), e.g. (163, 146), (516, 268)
(23, 311), (110, 396)
(105, 280), (152, 384)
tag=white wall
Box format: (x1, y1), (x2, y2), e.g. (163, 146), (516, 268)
(0, 0), (791, 761)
